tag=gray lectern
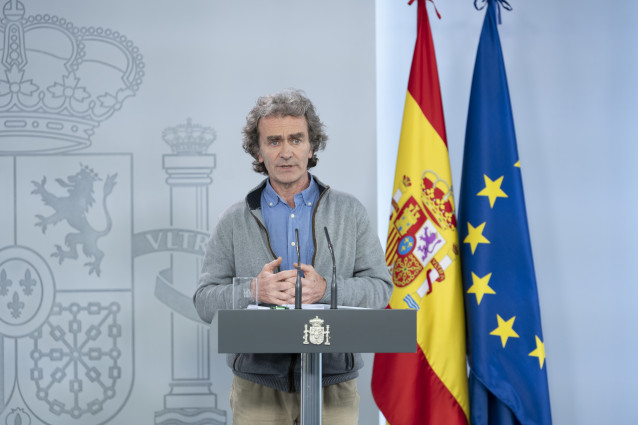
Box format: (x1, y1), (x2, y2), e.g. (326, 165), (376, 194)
(217, 308), (416, 425)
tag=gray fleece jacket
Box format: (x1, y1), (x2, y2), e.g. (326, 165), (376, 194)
(193, 176), (393, 392)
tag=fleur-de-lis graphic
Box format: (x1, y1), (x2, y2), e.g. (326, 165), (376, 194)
(0, 268), (12, 296)
(8, 291), (25, 318)
(20, 268), (37, 296)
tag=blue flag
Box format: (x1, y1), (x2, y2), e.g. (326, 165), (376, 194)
(458, 1), (553, 425)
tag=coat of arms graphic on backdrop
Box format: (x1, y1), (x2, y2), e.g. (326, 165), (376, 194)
(0, 2), (229, 424)
(0, 0), (141, 423)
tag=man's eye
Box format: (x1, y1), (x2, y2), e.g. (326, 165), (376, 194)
(270, 141), (279, 146)
(292, 138), (301, 144)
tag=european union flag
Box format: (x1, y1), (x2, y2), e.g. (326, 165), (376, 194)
(458, 1), (553, 424)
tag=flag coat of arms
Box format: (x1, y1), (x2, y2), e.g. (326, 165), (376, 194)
(458, 1), (553, 424)
(371, 0), (469, 423)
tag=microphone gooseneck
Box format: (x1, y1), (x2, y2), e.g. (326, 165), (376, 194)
(324, 227), (337, 309)
(295, 228), (302, 309)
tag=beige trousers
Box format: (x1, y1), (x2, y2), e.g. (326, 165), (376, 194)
(230, 376), (360, 424)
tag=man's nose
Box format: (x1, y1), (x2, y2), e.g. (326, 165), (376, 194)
(279, 142), (292, 158)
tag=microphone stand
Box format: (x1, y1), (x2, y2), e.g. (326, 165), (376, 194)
(294, 228), (302, 310)
(299, 228), (318, 424)
(324, 227), (337, 309)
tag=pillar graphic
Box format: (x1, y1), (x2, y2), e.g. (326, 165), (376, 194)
(154, 119), (225, 425)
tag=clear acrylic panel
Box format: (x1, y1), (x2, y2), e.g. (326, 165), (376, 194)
(232, 277), (257, 310)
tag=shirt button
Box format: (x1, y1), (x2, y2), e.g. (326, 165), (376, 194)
(290, 213), (295, 218)
(291, 242), (296, 247)
(307, 202), (312, 206)
(269, 202), (273, 207)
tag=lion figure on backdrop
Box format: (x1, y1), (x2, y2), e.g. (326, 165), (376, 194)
(31, 164), (118, 276)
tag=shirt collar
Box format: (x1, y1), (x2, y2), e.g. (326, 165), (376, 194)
(263, 174), (318, 208)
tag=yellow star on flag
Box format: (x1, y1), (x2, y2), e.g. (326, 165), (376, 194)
(514, 160), (520, 168)
(464, 222), (490, 254)
(477, 175), (508, 208)
(490, 314), (519, 348)
(467, 272), (495, 305)
(529, 335), (546, 369)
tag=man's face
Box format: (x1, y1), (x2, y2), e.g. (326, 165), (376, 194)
(257, 115), (313, 192)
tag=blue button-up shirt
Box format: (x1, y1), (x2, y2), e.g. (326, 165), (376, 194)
(261, 176), (319, 272)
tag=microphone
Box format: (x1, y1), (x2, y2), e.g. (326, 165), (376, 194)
(324, 227), (337, 309)
(295, 228), (302, 309)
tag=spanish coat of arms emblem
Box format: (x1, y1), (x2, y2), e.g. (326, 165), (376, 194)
(302, 316), (331, 346)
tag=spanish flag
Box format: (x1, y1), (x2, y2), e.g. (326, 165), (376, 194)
(371, 0), (469, 424)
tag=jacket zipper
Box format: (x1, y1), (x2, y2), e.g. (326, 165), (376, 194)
(248, 208), (278, 264)
(310, 185), (330, 266)
(288, 355), (298, 392)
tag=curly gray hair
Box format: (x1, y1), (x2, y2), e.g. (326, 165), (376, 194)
(242, 89), (328, 175)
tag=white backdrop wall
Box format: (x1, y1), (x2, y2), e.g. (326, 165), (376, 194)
(0, 1), (380, 424)
(377, 1), (638, 424)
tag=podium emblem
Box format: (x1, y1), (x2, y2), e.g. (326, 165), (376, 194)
(303, 316), (331, 346)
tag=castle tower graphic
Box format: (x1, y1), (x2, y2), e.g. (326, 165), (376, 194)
(153, 119), (226, 425)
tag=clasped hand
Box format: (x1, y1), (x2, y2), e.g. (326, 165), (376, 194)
(252, 257), (326, 305)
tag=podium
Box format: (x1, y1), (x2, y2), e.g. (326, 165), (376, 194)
(217, 308), (416, 425)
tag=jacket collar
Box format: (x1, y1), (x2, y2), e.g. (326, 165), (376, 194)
(246, 173), (329, 211)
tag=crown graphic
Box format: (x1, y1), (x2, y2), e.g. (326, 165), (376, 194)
(0, 0), (145, 154)
(163, 118), (216, 155)
(421, 170), (457, 230)
(309, 316), (324, 327)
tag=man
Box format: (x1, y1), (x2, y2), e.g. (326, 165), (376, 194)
(193, 89), (392, 424)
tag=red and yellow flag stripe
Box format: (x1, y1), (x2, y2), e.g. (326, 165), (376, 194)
(372, 1), (469, 423)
